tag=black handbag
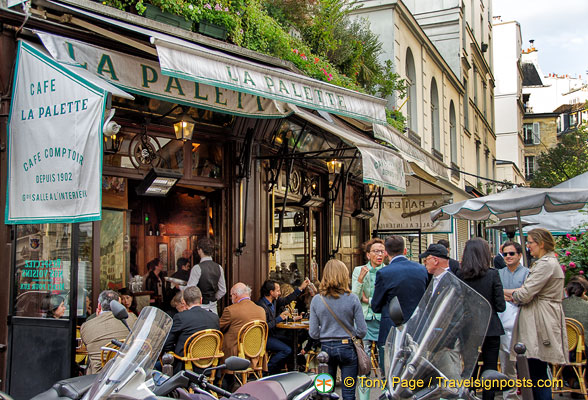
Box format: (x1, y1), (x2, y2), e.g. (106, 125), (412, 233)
(319, 295), (371, 376)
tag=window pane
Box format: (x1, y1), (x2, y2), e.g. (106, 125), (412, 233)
(191, 142), (223, 179)
(78, 222), (93, 317)
(272, 208), (305, 285)
(14, 224), (72, 318)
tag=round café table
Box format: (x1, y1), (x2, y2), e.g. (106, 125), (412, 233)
(276, 319), (309, 371)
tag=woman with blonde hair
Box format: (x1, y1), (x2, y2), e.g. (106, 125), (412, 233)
(504, 228), (568, 400)
(309, 259), (367, 400)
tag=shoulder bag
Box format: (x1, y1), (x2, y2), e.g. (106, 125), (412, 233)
(319, 295), (371, 376)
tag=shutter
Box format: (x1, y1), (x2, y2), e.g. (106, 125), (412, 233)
(533, 122), (540, 144)
(432, 234), (448, 245)
(456, 219), (469, 260)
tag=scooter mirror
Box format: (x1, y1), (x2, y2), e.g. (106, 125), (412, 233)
(111, 300), (129, 321)
(388, 296), (404, 327)
(225, 356), (251, 371)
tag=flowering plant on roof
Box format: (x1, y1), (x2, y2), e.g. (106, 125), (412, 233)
(135, 0), (244, 43)
(558, 227), (588, 282)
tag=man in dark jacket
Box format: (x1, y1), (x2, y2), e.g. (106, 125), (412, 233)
(493, 243), (507, 270)
(257, 278), (309, 374)
(437, 239), (460, 274)
(372, 236), (428, 347)
(164, 286), (220, 372)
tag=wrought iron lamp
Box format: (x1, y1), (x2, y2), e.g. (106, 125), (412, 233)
(173, 109), (196, 141)
(104, 133), (124, 154)
(352, 184), (382, 219)
(103, 108), (123, 154)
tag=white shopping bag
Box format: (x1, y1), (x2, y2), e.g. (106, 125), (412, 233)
(498, 301), (519, 352)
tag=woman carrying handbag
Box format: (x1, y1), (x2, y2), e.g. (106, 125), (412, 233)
(310, 259), (367, 400)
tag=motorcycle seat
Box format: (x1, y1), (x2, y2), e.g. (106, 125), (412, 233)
(263, 372), (314, 400)
(232, 380), (284, 400)
(30, 374), (96, 400)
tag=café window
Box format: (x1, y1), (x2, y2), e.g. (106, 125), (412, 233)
(103, 96), (231, 179)
(191, 142), (223, 179)
(13, 223), (93, 319)
(271, 208), (308, 285)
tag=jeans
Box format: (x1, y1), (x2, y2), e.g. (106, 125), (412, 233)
(527, 358), (551, 400)
(322, 341), (358, 400)
(267, 336), (292, 374)
(476, 336), (500, 400)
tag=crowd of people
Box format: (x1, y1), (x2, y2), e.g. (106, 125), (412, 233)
(74, 228), (577, 400)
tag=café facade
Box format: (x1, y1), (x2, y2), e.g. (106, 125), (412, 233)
(0, 0), (461, 397)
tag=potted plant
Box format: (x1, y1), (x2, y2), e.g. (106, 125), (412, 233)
(192, 2), (241, 40)
(143, 3), (193, 31)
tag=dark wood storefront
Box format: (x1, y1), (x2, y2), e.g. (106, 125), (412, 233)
(0, 8), (388, 399)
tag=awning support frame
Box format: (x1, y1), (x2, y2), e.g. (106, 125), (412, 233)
(235, 127), (255, 256)
(331, 151), (359, 258)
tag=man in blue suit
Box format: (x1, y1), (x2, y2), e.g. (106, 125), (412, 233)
(372, 236), (428, 348)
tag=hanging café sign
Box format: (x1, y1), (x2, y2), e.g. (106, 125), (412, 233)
(5, 40), (112, 224)
(37, 33), (388, 124)
(37, 32), (294, 119)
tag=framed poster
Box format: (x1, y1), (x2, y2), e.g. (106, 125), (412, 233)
(158, 243), (168, 271)
(100, 209), (128, 290)
(170, 236), (189, 273)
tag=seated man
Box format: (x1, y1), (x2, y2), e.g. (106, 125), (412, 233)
(256, 278), (309, 374)
(219, 282), (266, 389)
(81, 290), (138, 375)
(163, 286), (220, 372)
(171, 257), (191, 284)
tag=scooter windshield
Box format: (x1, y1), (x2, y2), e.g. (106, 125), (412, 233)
(384, 273), (492, 400)
(82, 306), (173, 400)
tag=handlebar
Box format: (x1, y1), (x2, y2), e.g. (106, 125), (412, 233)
(184, 370), (232, 398)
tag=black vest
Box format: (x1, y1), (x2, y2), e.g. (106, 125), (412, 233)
(197, 260), (221, 304)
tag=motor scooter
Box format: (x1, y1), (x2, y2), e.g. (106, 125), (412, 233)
(379, 273), (514, 400)
(32, 302), (323, 400)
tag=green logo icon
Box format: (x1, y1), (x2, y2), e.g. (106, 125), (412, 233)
(314, 373), (334, 393)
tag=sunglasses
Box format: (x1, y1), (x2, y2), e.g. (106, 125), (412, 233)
(502, 251), (519, 257)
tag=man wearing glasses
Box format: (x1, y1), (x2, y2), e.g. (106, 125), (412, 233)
(498, 241), (529, 400)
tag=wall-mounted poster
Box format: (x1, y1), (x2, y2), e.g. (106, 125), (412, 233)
(158, 243), (168, 271)
(102, 176), (128, 209)
(170, 236), (188, 274)
(100, 209), (128, 290)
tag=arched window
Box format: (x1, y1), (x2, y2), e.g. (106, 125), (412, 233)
(450, 101), (457, 164)
(405, 48), (417, 132)
(430, 78), (440, 153)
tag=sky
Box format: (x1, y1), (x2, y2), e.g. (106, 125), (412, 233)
(492, 0), (588, 80)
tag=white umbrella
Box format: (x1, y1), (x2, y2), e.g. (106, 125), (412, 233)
(486, 218), (537, 239)
(431, 187), (588, 265)
(519, 172), (588, 234)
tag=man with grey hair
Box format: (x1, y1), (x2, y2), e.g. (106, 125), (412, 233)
(81, 290), (138, 374)
(219, 283), (266, 389)
(164, 286), (220, 372)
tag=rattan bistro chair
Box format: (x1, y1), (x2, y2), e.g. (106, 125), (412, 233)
(169, 329), (224, 380)
(235, 320), (268, 385)
(100, 339), (124, 367)
(552, 318), (588, 400)
(370, 341), (380, 377)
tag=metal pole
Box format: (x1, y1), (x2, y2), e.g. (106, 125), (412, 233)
(516, 211), (528, 267)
